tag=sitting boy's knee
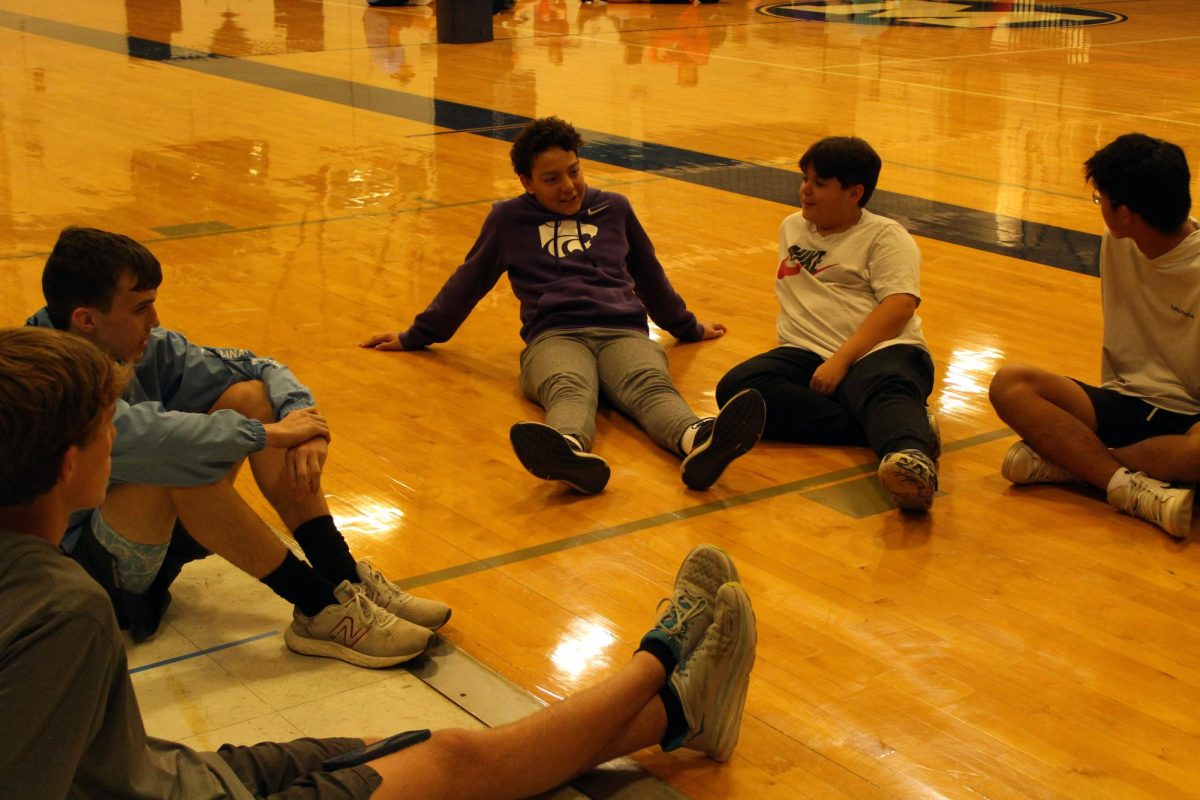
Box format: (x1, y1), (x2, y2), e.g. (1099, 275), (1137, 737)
(212, 380), (274, 422)
(989, 364), (1035, 406)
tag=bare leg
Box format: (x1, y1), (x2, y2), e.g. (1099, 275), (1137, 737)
(1111, 425), (1200, 482)
(168, 480), (289, 578)
(370, 652), (668, 799)
(989, 365), (1118, 488)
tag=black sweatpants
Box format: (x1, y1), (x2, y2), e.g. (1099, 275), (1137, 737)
(716, 344), (935, 458)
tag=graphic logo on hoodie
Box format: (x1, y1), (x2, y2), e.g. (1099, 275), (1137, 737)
(540, 221), (599, 258)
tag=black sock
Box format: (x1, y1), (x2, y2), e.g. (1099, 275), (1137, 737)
(658, 683), (690, 749)
(636, 636), (678, 677)
(292, 515), (358, 585)
(261, 552), (338, 617)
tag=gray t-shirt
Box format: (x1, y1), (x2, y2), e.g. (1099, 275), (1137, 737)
(0, 533), (252, 799)
(1100, 225), (1200, 414)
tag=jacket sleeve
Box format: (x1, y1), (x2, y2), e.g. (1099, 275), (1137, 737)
(110, 398), (266, 487)
(399, 206), (509, 349)
(152, 329), (316, 419)
(622, 204), (704, 342)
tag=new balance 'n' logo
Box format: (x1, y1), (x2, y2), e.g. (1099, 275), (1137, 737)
(539, 221), (599, 258)
(329, 614), (371, 647)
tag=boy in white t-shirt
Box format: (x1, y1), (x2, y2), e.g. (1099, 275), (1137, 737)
(717, 137), (939, 510)
(989, 133), (1200, 538)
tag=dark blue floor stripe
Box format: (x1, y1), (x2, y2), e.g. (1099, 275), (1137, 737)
(128, 630), (279, 674)
(0, 9), (1099, 276)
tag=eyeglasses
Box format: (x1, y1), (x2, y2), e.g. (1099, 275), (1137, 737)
(1091, 190), (1102, 205)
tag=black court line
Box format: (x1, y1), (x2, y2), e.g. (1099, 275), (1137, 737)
(396, 427), (1016, 591)
(0, 10), (1100, 276)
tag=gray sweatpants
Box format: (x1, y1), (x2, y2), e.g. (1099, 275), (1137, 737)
(518, 327), (700, 454)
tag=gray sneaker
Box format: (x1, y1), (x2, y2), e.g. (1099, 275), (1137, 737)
(356, 561), (451, 630)
(1001, 440), (1076, 485)
(640, 544), (739, 664)
(877, 449), (938, 510)
(285, 581), (433, 668)
(664, 582), (757, 762)
(510, 421), (610, 494)
(1107, 470), (1194, 538)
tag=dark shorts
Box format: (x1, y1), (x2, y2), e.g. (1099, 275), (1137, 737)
(216, 737), (382, 800)
(1074, 381), (1200, 449)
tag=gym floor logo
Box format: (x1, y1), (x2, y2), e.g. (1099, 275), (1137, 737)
(756, 1), (1126, 29)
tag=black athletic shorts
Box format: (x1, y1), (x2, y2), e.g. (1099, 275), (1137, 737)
(1073, 380), (1200, 449)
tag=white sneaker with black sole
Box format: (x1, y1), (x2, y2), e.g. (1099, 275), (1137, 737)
(680, 389), (766, 491)
(510, 421), (611, 494)
(285, 581), (433, 668)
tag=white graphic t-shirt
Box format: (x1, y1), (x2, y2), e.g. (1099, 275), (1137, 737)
(775, 207), (927, 360)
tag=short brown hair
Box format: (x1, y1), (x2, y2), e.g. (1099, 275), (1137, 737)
(42, 226), (162, 330)
(0, 327), (125, 506)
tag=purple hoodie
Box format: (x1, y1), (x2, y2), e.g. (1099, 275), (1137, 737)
(399, 187), (704, 348)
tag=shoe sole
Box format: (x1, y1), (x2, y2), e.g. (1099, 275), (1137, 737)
(707, 582), (757, 762)
(284, 627), (431, 669)
(681, 390), (766, 491)
(510, 422), (610, 494)
(877, 455), (936, 511)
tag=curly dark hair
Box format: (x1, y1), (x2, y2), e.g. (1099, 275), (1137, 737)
(510, 117), (585, 178)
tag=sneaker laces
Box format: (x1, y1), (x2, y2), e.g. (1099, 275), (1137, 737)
(655, 590), (707, 636)
(1125, 474), (1174, 523)
(361, 562), (408, 606)
(343, 585), (396, 630)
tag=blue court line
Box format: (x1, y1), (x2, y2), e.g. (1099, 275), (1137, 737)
(128, 630), (279, 674)
(0, 9), (1099, 276)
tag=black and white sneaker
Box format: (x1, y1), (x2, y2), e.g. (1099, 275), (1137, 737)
(680, 389), (766, 491)
(510, 421), (611, 494)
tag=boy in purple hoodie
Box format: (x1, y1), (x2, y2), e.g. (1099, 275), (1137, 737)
(362, 117), (764, 493)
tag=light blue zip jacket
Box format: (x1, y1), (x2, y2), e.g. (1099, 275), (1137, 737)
(26, 308), (316, 547)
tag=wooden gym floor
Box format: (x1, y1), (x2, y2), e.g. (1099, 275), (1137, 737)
(3, 0), (1200, 797)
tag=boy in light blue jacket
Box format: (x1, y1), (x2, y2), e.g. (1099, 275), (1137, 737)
(27, 226), (448, 668)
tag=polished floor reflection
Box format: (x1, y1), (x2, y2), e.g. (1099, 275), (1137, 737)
(3, 0), (1200, 797)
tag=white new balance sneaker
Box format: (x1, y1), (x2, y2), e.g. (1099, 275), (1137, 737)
(285, 581), (433, 668)
(356, 561), (451, 630)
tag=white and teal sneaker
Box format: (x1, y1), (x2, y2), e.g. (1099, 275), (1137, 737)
(663, 581), (757, 762)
